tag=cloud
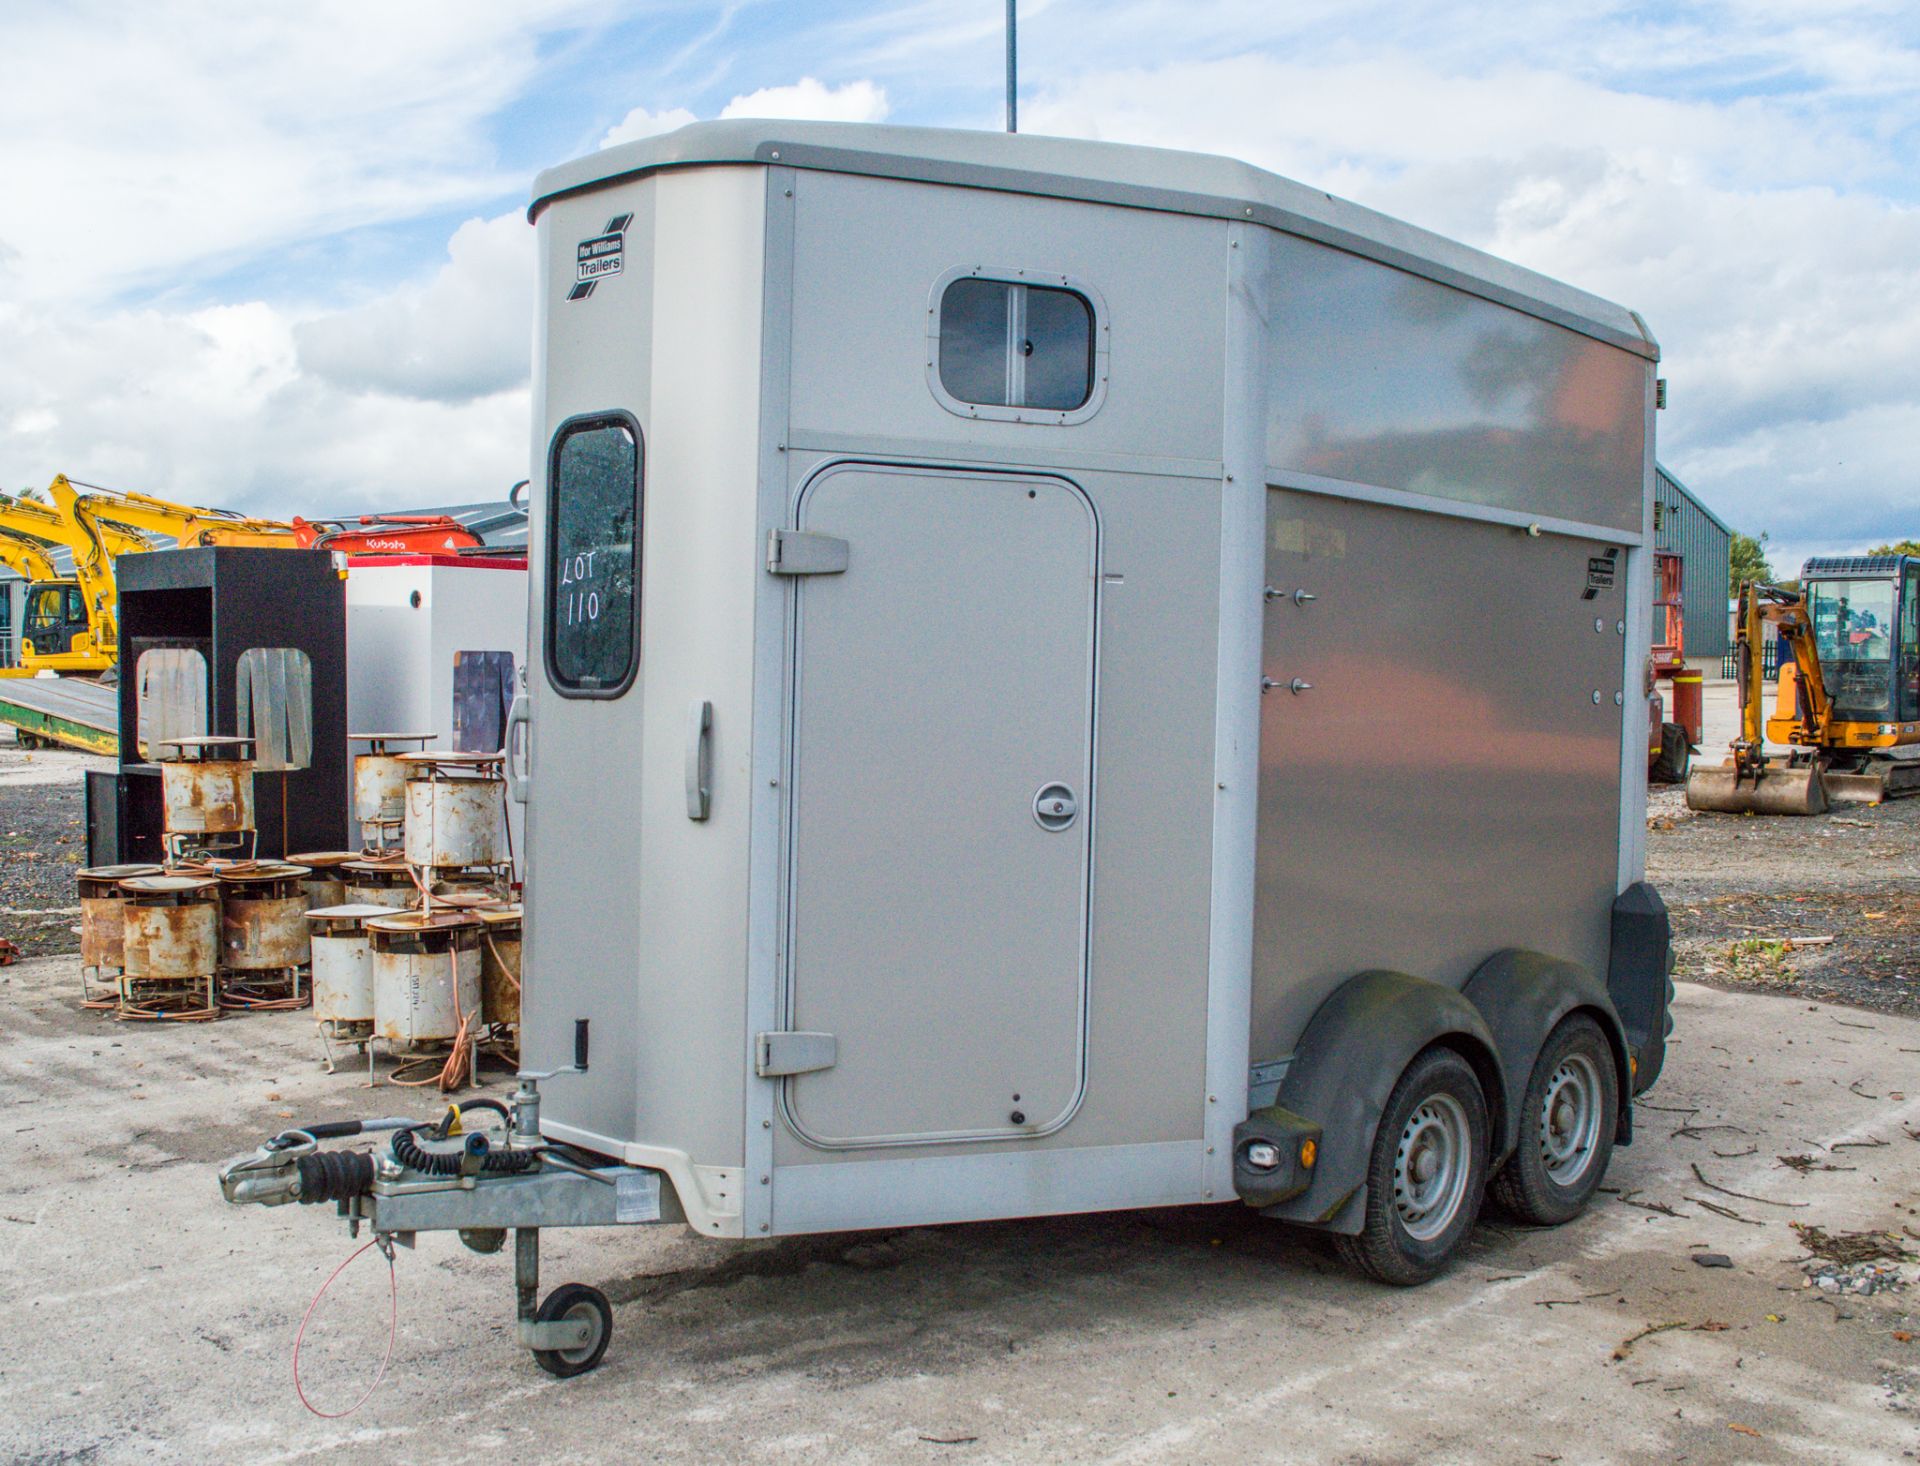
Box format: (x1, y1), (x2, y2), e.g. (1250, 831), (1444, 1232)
(719, 76), (890, 123)
(599, 78), (892, 152)
(600, 105), (700, 149)
(1021, 48), (1920, 565)
(0, 291), (528, 518)
(0, 1), (591, 305)
(294, 212), (534, 402)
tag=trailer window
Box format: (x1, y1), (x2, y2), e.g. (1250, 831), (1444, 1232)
(546, 414), (642, 697)
(934, 274), (1099, 418)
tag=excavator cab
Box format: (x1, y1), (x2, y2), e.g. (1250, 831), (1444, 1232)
(21, 580), (89, 661)
(1795, 557), (1920, 734)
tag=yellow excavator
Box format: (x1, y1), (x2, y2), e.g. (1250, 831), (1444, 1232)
(0, 476), (302, 675)
(0, 486), (150, 674)
(0, 530), (73, 672)
(1687, 554), (1920, 814)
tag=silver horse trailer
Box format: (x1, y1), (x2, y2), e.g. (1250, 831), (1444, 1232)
(222, 122), (1672, 1375)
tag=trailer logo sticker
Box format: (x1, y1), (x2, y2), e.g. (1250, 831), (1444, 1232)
(1583, 548), (1619, 600)
(567, 213), (633, 302)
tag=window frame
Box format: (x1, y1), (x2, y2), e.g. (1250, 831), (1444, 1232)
(926, 266), (1109, 426)
(543, 409), (645, 700)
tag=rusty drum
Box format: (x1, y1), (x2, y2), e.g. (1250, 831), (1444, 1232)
(351, 733), (435, 846)
(216, 863), (312, 971)
(307, 904), (391, 1028)
(400, 752), (505, 869)
(343, 859), (417, 910)
(287, 851), (357, 910)
(158, 757), (255, 837)
(78, 864), (163, 970)
(354, 752), (408, 831)
(120, 875), (220, 980)
(369, 910), (482, 1046)
(477, 905), (523, 1028)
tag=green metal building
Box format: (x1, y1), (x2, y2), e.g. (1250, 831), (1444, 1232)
(1653, 463), (1731, 662)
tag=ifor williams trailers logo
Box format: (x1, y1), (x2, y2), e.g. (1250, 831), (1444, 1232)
(567, 212), (632, 302)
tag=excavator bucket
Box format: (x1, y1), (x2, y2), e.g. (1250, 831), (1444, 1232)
(1822, 758), (1920, 806)
(1685, 759), (1827, 817)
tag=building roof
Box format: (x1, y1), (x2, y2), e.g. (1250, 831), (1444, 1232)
(1655, 463), (1732, 537)
(531, 120), (1656, 361)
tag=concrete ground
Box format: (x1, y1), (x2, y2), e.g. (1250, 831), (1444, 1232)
(2, 956), (1917, 1464)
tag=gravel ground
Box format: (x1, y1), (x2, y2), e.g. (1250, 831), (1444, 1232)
(1649, 785), (1920, 1017)
(0, 724), (111, 958)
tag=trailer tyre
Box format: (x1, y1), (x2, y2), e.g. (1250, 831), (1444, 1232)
(1489, 1014), (1618, 1226)
(1333, 1047), (1489, 1286)
(531, 1283), (612, 1377)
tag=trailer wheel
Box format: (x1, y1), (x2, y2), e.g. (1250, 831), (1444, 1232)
(1489, 1014), (1618, 1226)
(1333, 1047), (1489, 1286)
(1651, 723), (1691, 784)
(531, 1283), (612, 1377)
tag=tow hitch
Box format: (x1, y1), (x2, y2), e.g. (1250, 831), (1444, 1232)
(218, 1069), (669, 1377)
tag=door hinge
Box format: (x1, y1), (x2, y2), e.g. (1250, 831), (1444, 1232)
(767, 529), (849, 576)
(755, 1031), (837, 1077)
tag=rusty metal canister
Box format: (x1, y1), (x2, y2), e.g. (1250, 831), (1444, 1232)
(343, 859), (417, 910)
(160, 759), (255, 836)
(78, 864), (163, 969)
(216, 863), (312, 971)
(307, 903), (390, 1026)
(401, 753), (505, 869)
(120, 875), (220, 980)
(477, 905), (522, 1028)
(354, 751), (409, 833)
(369, 910), (482, 1046)
(287, 851), (357, 910)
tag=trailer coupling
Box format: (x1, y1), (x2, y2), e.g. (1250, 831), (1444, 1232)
(216, 1075), (671, 1377)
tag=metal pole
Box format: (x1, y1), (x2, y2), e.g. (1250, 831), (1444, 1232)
(1005, 0), (1017, 133)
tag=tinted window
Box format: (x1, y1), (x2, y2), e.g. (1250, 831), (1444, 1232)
(938, 278), (1094, 412)
(547, 416), (641, 696)
(1022, 286), (1096, 410)
(1809, 578), (1895, 720)
(1901, 566), (1919, 722)
(938, 278), (1011, 407)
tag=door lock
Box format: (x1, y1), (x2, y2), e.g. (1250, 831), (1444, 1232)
(1032, 783), (1079, 832)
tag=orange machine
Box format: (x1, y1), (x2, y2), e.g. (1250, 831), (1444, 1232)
(291, 515), (484, 555)
(1646, 550), (1700, 782)
(1687, 554), (1920, 814)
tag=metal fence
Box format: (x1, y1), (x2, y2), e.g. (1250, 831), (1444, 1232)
(1719, 642), (1781, 681)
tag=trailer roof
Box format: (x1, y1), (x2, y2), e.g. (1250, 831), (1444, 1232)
(531, 120), (1656, 360)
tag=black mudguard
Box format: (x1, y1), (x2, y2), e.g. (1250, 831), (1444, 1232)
(1251, 971), (1505, 1236)
(1607, 882), (1675, 1093)
(1460, 950), (1633, 1160)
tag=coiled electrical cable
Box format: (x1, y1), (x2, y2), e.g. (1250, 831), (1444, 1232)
(389, 1102), (537, 1176)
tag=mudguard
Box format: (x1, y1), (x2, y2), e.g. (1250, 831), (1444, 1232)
(1251, 971), (1505, 1236)
(1460, 950), (1632, 1161)
(1607, 882), (1675, 1093)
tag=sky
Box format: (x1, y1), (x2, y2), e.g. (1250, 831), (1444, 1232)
(1, 0), (1915, 576)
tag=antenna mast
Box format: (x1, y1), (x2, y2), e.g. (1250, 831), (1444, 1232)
(1005, 1), (1018, 133)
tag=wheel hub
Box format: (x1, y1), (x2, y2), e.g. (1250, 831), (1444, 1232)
(1392, 1094), (1470, 1242)
(1538, 1055), (1602, 1187)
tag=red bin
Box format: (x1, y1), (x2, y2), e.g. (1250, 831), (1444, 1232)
(1670, 669), (1703, 747)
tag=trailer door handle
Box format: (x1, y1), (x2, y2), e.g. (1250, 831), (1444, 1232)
(686, 699), (713, 821)
(506, 693), (532, 804)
